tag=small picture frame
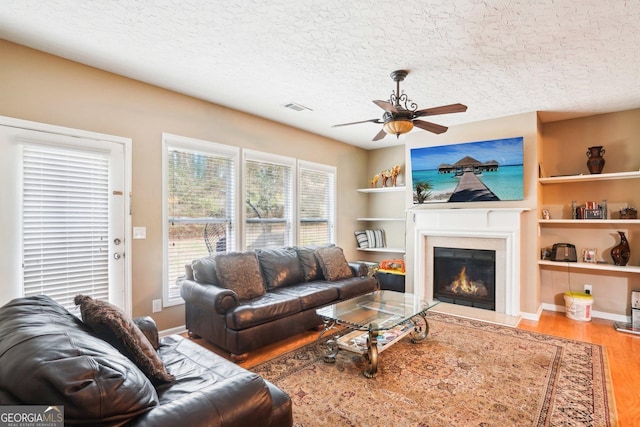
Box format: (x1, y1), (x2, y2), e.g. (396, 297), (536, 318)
(582, 248), (597, 263)
(541, 209), (550, 220)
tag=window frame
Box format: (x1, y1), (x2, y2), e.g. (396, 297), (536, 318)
(162, 133), (239, 306)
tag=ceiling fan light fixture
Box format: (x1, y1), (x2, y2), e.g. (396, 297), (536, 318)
(383, 119), (413, 137)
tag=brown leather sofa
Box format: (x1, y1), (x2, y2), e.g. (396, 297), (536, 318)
(179, 246), (378, 361)
(0, 295), (292, 427)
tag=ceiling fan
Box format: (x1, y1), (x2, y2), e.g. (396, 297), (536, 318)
(333, 70), (467, 141)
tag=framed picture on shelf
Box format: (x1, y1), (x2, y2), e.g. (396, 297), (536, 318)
(582, 248), (597, 263)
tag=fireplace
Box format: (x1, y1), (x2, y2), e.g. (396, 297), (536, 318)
(409, 208), (527, 318)
(433, 247), (496, 310)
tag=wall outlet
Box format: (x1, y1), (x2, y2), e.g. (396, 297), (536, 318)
(152, 299), (162, 313)
(584, 284), (593, 295)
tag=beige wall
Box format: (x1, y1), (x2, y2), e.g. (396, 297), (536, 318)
(0, 40), (369, 330)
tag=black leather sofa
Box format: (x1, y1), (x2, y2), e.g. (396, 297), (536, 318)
(0, 295), (292, 427)
(179, 246), (378, 361)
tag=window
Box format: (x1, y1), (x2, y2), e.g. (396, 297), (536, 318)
(243, 150), (295, 250)
(163, 134), (238, 305)
(298, 161), (336, 245)
(22, 144), (111, 311)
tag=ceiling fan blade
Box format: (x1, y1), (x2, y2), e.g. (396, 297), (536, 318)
(372, 128), (387, 141)
(332, 119), (382, 127)
(413, 120), (448, 134)
(414, 103), (468, 117)
(373, 100), (398, 113)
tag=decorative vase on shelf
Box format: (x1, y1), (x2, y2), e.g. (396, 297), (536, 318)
(611, 231), (630, 266)
(586, 146), (605, 174)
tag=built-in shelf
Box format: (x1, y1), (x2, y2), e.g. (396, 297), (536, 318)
(357, 247), (405, 254)
(539, 219), (640, 225)
(539, 170), (640, 184)
(356, 186), (405, 193)
(538, 259), (640, 274)
(357, 217), (405, 222)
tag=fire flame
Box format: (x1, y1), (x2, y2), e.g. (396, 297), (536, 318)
(449, 266), (488, 297)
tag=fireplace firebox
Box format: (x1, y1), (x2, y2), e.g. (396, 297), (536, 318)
(433, 247), (496, 310)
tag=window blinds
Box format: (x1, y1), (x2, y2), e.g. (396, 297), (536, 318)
(244, 159), (293, 250)
(299, 165), (334, 245)
(167, 147), (235, 300)
(22, 145), (110, 311)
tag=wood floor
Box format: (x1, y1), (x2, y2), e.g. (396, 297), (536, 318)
(188, 310), (640, 426)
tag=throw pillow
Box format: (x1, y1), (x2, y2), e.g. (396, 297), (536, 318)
(296, 244), (334, 281)
(315, 246), (353, 281)
(366, 229), (386, 248)
(354, 230), (369, 249)
(191, 256), (219, 285)
(74, 295), (174, 383)
(256, 247), (305, 289)
(215, 251), (266, 300)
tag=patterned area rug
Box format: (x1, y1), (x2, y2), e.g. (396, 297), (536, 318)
(251, 312), (617, 426)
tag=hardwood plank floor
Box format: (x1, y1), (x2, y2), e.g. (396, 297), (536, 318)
(187, 310), (640, 426)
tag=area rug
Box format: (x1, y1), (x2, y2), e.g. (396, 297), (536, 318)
(251, 312), (617, 427)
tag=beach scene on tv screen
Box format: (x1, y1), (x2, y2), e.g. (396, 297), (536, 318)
(410, 136), (524, 204)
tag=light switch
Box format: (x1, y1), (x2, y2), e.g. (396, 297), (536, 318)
(133, 227), (147, 239)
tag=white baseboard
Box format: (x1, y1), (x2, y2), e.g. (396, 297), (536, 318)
(519, 305), (544, 322)
(541, 302), (630, 323)
(160, 325), (187, 337)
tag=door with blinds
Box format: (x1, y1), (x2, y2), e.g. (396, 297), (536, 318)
(0, 124), (127, 312)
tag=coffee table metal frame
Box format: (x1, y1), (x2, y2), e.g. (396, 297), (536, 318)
(316, 290), (439, 378)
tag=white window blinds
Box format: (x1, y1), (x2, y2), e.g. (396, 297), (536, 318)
(22, 145), (110, 311)
(244, 153), (294, 250)
(166, 142), (236, 302)
(298, 161), (335, 245)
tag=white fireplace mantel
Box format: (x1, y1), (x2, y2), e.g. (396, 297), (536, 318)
(410, 208), (528, 318)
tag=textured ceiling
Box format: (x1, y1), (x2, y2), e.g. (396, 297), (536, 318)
(2, 1), (640, 149)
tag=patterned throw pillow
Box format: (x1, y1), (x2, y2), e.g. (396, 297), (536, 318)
(74, 295), (174, 383)
(315, 246), (353, 281)
(215, 252), (266, 300)
(365, 229), (386, 248)
(354, 230), (369, 248)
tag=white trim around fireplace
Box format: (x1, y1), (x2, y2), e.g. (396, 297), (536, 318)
(410, 208), (528, 321)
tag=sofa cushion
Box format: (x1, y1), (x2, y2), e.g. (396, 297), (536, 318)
(273, 282), (339, 310)
(315, 246), (353, 281)
(215, 252), (266, 300)
(191, 256), (220, 286)
(0, 295), (159, 424)
(74, 294), (174, 383)
(325, 275), (378, 300)
(226, 292), (302, 330)
(296, 245), (329, 281)
(256, 247), (305, 289)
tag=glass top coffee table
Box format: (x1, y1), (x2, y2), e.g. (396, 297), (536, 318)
(316, 290), (439, 378)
